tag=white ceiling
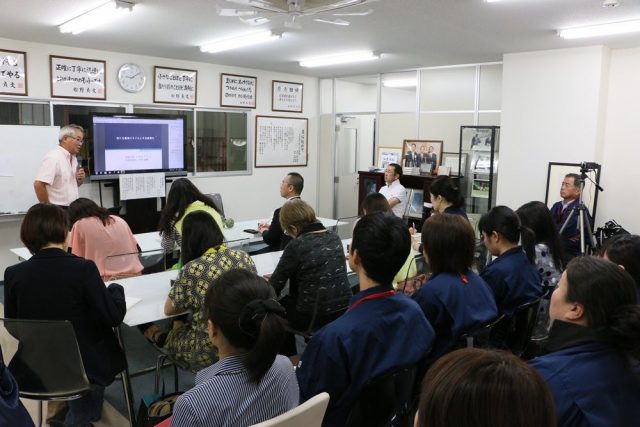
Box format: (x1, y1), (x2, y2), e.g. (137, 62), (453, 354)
(1, 0), (640, 78)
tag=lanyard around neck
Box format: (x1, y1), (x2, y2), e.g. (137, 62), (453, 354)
(348, 289), (395, 312)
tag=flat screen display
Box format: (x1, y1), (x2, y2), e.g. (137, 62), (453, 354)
(90, 113), (186, 180)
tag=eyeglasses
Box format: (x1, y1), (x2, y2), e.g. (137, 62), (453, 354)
(67, 135), (83, 143)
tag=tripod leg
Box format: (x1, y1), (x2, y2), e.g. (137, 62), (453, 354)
(559, 208), (575, 236)
(579, 209), (586, 255)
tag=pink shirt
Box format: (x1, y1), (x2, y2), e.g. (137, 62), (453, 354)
(69, 216), (143, 280)
(35, 145), (79, 206)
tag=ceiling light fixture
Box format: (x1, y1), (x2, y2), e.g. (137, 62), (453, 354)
(558, 19), (640, 39)
(59, 0), (134, 35)
(299, 50), (379, 67)
(383, 78), (417, 88)
(200, 30), (282, 53)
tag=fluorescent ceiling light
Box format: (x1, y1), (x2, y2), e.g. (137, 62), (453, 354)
(200, 30), (281, 53)
(299, 50), (379, 68)
(383, 78), (417, 88)
(59, 0), (134, 35)
(558, 19), (640, 39)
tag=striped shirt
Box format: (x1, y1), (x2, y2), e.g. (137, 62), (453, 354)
(171, 354), (299, 427)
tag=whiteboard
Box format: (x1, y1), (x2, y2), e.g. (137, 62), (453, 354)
(255, 115), (308, 167)
(0, 125), (60, 213)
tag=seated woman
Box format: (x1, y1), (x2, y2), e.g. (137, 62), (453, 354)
(68, 197), (143, 280)
(410, 176), (468, 253)
(478, 205), (542, 316)
(361, 193), (416, 287)
(416, 348), (556, 427)
(268, 200), (352, 338)
(428, 175), (468, 219)
(158, 178), (224, 253)
(529, 256), (640, 426)
(602, 233), (640, 298)
(149, 211), (256, 370)
(4, 203), (126, 426)
(516, 201), (566, 337)
(412, 214), (498, 359)
(171, 269), (299, 426)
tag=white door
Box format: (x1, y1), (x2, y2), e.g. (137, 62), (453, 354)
(334, 116), (360, 220)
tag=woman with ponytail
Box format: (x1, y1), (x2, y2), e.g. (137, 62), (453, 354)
(530, 256), (640, 426)
(478, 205), (542, 315)
(171, 269), (299, 427)
(428, 175), (467, 220)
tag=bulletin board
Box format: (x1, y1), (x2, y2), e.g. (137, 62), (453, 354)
(0, 125), (60, 214)
(255, 115), (308, 168)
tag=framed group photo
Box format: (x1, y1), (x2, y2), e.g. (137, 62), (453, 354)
(402, 139), (443, 174)
(461, 126), (494, 151)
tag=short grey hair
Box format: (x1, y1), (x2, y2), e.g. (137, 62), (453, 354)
(59, 124), (84, 142)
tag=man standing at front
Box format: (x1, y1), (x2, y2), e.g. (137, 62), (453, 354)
(258, 172), (303, 251)
(296, 213), (434, 426)
(34, 124), (85, 207)
(550, 173), (593, 258)
(379, 163), (406, 218)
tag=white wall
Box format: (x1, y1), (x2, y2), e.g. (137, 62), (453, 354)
(0, 37), (318, 280)
(598, 47), (640, 233)
(497, 46), (609, 213)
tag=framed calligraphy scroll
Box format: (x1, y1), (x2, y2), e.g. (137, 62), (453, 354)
(50, 55), (106, 100)
(154, 66), (197, 105)
(221, 73), (256, 108)
(272, 80), (303, 113)
(0, 49), (27, 96)
(255, 115), (308, 168)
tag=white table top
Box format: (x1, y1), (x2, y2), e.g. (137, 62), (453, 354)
(9, 216), (343, 261)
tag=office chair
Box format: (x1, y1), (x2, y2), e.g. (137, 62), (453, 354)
(1, 318), (91, 427)
(345, 365), (417, 427)
(250, 392), (330, 427)
(489, 298), (543, 356)
(206, 193), (225, 218)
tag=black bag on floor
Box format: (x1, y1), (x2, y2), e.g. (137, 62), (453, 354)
(136, 391), (181, 427)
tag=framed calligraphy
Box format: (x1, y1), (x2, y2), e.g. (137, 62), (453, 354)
(0, 49), (27, 96)
(221, 73), (256, 108)
(50, 55), (106, 100)
(255, 115), (308, 168)
(272, 80), (303, 113)
(154, 66), (197, 105)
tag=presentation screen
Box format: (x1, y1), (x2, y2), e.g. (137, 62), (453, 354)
(90, 113), (186, 180)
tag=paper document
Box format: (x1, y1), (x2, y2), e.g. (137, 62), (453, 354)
(119, 172), (166, 200)
(125, 297), (142, 310)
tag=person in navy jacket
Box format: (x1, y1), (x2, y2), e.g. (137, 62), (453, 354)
(478, 206), (542, 316)
(529, 256), (640, 427)
(413, 214), (498, 359)
(296, 213), (434, 427)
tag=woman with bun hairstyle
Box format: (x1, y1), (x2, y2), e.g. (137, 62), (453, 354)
(171, 269), (299, 427)
(428, 176), (467, 219)
(415, 348), (556, 427)
(530, 256), (640, 426)
(478, 206), (542, 315)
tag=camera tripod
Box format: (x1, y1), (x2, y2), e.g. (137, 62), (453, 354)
(559, 168), (601, 256)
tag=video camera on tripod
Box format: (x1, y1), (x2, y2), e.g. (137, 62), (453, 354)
(580, 161), (599, 173)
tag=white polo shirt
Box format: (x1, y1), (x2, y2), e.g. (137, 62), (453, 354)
(379, 179), (407, 218)
(35, 145), (79, 206)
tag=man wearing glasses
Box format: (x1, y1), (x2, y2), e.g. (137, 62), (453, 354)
(34, 124), (86, 208)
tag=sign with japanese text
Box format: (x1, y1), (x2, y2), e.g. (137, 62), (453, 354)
(50, 55), (106, 100)
(255, 115), (308, 168)
(221, 73), (256, 108)
(0, 49), (27, 96)
(272, 80), (303, 113)
(154, 66), (197, 105)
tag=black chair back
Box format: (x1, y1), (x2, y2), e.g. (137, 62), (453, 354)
(457, 314), (506, 349)
(345, 365), (417, 427)
(2, 318), (90, 400)
(206, 193), (225, 218)
(489, 298), (542, 356)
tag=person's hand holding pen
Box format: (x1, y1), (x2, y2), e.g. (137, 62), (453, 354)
(408, 221), (417, 235)
(257, 222), (270, 234)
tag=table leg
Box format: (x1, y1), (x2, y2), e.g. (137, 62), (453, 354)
(115, 326), (135, 427)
